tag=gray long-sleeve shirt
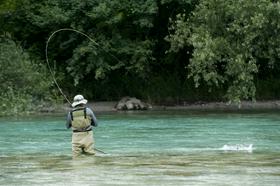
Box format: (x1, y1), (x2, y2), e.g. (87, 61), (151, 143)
(66, 107), (98, 130)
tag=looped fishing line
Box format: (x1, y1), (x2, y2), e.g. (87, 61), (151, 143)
(45, 28), (122, 105)
(45, 29), (113, 154)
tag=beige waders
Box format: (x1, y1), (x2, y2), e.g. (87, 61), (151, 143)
(72, 130), (95, 157)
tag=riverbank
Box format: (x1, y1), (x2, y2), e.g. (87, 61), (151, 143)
(55, 100), (280, 113)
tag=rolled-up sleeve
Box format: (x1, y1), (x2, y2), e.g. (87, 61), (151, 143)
(86, 108), (98, 127)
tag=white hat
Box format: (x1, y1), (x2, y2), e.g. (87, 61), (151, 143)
(72, 95), (88, 107)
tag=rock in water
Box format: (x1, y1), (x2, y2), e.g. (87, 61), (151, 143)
(115, 97), (151, 110)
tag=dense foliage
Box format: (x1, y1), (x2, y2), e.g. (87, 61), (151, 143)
(0, 0), (279, 114)
(168, 0), (280, 103)
(0, 36), (54, 115)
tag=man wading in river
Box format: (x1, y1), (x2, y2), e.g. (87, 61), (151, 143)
(66, 95), (98, 158)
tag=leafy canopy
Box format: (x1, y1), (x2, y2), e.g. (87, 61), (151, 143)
(22, 0), (158, 86)
(168, 0), (280, 103)
(0, 36), (53, 115)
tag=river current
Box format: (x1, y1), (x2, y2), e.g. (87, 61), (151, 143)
(0, 110), (279, 185)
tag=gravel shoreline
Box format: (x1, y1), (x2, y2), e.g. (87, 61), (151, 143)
(4, 100), (277, 119)
(57, 100), (280, 113)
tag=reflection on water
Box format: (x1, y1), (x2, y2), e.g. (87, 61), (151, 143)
(0, 111), (280, 185)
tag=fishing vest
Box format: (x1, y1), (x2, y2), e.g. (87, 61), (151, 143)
(70, 107), (91, 131)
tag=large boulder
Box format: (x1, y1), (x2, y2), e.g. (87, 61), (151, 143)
(115, 97), (152, 110)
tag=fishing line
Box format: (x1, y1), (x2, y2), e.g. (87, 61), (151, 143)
(45, 28), (123, 105)
(94, 147), (107, 154)
(46, 28), (122, 155)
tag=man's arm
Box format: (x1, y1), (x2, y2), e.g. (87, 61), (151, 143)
(66, 112), (72, 129)
(86, 108), (98, 127)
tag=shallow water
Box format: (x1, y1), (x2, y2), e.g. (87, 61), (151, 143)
(0, 110), (280, 186)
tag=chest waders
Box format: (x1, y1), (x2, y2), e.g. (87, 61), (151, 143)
(70, 107), (91, 132)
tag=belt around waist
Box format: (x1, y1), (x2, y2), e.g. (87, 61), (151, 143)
(73, 129), (92, 133)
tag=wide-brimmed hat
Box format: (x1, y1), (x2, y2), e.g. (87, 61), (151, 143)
(72, 95), (88, 107)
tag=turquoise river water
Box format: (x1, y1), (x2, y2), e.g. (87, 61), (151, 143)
(0, 110), (280, 186)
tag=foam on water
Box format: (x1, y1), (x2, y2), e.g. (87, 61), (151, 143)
(221, 144), (253, 152)
(167, 144), (254, 153)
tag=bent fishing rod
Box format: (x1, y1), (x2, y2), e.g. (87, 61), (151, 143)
(45, 28), (116, 155)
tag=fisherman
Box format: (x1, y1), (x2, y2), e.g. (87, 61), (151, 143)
(66, 94), (98, 158)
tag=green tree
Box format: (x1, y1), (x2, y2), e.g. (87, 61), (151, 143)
(0, 36), (54, 115)
(21, 0), (157, 82)
(167, 0), (280, 103)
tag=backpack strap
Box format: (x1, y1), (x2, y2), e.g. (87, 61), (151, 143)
(83, 107), (87, 119)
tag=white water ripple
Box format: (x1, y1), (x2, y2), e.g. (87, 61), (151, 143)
(221, 144), (254, 152)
